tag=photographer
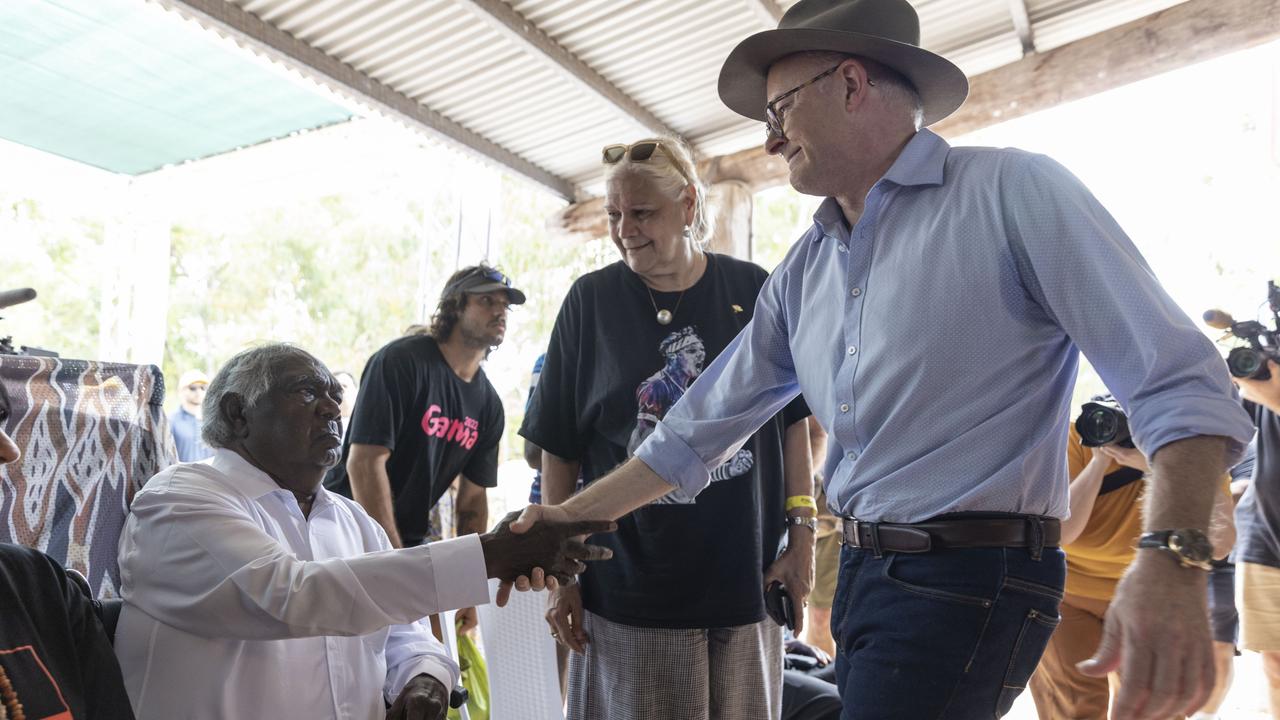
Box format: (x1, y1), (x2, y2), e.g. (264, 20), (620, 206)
(1234, 358), (1280, 718)
(1030, 403), (1235, 719)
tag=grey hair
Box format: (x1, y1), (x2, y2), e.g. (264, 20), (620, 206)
(802, 51), (924, 130)
(602, 136), (715, 246)
(201, 343), (321, 448)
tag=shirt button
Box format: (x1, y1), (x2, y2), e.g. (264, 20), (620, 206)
(847, 346), (857, 355)
(846, 452), (857, 461)
(851, 288), (862, 297)
(837, 245), (848, 254)
(840, 403), (850, 413)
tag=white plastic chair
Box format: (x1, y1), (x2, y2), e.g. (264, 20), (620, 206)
(476, 579), (565, 720)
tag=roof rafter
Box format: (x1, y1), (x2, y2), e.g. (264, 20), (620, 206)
(1008, 0), (1036, 56)
(553, 0), (1280, 238)
(150, 0), (576, 199)
(452, 0), (684, 142)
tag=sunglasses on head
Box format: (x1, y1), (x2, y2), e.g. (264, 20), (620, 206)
(601, 141), (693, 184)
(479, 268), (512, 287)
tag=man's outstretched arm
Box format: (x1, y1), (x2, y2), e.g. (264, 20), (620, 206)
(1080, 434), (1231, 720)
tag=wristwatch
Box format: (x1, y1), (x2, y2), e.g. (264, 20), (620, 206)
(785, 515), (818, 533)
(1137, 529), (1213, 571)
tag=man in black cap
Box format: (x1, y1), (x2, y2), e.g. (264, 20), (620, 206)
(505, 1), (1255, 718)
(326, 264), (525, 635)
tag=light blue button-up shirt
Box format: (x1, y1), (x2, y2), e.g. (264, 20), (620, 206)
(635, 129), (1255, 523)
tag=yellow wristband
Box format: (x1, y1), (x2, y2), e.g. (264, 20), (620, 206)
(785, 495), (817, 512)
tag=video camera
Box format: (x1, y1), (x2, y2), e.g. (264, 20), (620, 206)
(1203, 280), (1280, 380)
(1074, 395), (1134, 448)
(0, 288), (57, 357)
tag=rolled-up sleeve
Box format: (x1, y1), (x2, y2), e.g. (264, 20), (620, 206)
(1004, 153), (1255, 463)
(635, 270), (802, 497)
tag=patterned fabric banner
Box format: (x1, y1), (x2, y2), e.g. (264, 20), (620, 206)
(0, 356), (176, 598)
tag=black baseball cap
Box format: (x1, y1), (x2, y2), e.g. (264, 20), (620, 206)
(444, 266), (526, 305)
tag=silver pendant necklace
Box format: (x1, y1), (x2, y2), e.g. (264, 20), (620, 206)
(645, 286), (685, 325)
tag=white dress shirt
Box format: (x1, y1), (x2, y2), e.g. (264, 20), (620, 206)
(115, 449), (490, 719)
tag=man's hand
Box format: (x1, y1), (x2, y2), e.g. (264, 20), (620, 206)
(1230, 479), (1249, 504)
(387, 674), (449, 720)
(481, 508), (615, 607)
(1237, 359), (1280, 414)
(1078, 556), (1214, 719)
(785, 637), (832, 667)
(763, 539), (815, 635)
(1096, 444), (1149, 472)
(545, 582), (589, 654)
(455, 607), (478, 636)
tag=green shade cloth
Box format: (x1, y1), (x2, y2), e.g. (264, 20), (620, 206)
(0, 0), (353, 175)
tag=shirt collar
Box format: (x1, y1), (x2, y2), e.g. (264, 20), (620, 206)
(810, 128), (951, 241)
(812, 197), (848, 240)
(881, 128), (949, 188)
(208, 448), (335, 511)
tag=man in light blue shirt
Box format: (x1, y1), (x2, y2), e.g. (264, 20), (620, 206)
(511, 1), (1255, 718)
(168, 369), (212, 462)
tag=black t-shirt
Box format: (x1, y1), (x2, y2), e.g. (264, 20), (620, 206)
(520, 254), (810, 629)
(0, 543), (135, 719)
(324, 335), (503, 547)
(1236, 400), (1280, 568)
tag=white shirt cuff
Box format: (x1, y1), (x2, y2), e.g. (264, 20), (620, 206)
(386, 657), (460, 705)
(429, 534), (490, 612)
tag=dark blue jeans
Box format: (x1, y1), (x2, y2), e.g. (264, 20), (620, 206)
(831, 545), (1065, 719)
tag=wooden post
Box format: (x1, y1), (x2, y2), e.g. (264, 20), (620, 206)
(706, 181), (754, 260)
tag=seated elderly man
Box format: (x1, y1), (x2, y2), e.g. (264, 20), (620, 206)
(114, 343), (611, 720)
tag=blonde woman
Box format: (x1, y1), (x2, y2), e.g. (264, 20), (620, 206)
(520, 138), (815, 719)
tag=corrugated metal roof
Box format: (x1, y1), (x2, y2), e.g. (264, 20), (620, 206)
(174, 0), (1193, 196)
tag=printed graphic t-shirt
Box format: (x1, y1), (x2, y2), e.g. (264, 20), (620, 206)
(521, 254), (810, 629)
(0, 543), (135, 720)
(324, 335), (503, 547)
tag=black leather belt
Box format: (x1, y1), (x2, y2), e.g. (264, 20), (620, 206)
(840, 515), (1061, 554)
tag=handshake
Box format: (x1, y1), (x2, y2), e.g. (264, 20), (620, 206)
(478, 506), (615, 606)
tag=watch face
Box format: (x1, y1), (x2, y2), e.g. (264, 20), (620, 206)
(1168, 529), (1213, 563)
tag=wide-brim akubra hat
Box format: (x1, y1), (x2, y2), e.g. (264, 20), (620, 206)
(719, 0), (969, 127)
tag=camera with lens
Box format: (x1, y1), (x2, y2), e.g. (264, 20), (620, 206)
(1074, 395), (1134, 448)
(0, 288), (58, 358)
(1203, 280), (1280, 380)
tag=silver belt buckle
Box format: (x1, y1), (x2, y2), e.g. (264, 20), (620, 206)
(843, 517), (862, 548)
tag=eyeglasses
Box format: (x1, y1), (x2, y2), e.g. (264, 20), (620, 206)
(601, 141), (693, 184)
(765, 63), (873, 141)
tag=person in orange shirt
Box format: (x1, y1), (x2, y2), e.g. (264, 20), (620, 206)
(1030, 414), (1236, 720)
